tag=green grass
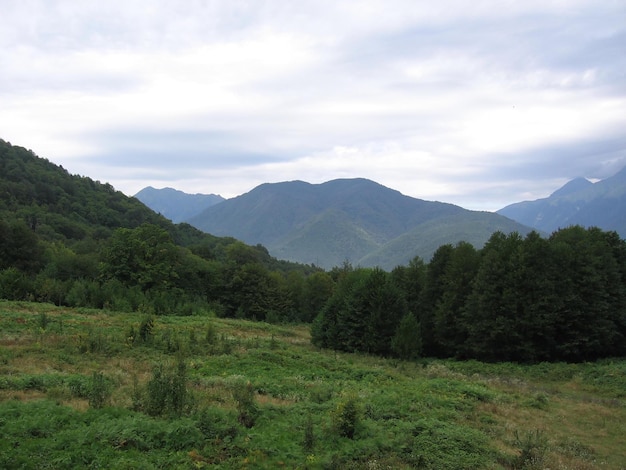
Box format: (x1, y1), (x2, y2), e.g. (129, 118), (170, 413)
(1, 300), (625, 469)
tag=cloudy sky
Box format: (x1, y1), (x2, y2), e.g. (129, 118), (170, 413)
(1, 0), (625, 210)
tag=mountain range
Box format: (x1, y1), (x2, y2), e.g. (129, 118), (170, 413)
(136, 167), (626, 270)
(497, 166), (626, 237)
(142, 178), (530, 269)
(134, 186), (224, 223)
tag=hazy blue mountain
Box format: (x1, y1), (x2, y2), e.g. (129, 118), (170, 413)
(187, 178), (534, 269)
(497, 166), (626, 237)
(134, 186), (224, 223)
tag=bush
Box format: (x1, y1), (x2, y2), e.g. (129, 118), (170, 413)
(332, 394), (361, 439)
(196, 407), (239, 440)
(302, 412), (315, 452)
(88, 372), (111, 409)
(513, 429), (548, 469)
(143, 359), (193, 417)
(232, 380), (259, 428)
(138, 316), (155, 343)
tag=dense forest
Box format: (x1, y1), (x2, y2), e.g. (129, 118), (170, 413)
(1, 139), (625, 363)
(0, 139), (323, 321)
(312, 228), (626, 362)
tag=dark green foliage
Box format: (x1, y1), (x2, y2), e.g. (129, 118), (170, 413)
(138, 316), (155, 343)
(420, 244), (454, 357)
(392, 312), (422, 360)
(302, 412), (315, 452)
(312, 268), (407, 355)
(88, 372), (111, 409)
(432, 241), (480, 357)
(463, 228), (626, 362)
(0, 139), (322, 319)
(0, 219), (44, 273)
(405, 418), (490, 469)
(143, 360), (193, 417)
(315, 226), (626, 363)
(232, 380), (259, 428)
(196, 407), (239, 440)
(331, 394), (361, 439)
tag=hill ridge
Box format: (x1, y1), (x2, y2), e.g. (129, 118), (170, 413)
(497, 166), (626, 236)
(186, 178), (533, 269)
(134, 186), (224, 223)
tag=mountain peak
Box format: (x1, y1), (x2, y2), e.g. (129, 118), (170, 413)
(550, 177), (592, 198)
(497, 166), (626, 237)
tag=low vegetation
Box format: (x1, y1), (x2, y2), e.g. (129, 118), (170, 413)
(1, 301), (624, 468)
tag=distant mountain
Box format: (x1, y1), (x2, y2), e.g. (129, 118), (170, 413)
(497, 166), (626, 237)
(187, 178), (534, 269)
(134, 186), (224, 223)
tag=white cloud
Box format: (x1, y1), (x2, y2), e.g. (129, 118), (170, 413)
(1, 0), (624, 211)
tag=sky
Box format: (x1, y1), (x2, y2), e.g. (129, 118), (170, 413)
(1, 0), (625, 211)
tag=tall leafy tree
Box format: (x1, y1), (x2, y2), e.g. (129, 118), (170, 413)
(421, 244), (454, 356)
(549, 226), (626, 360)
(433, 241), (480, 358)
(392, 312), (422, 360)
(359, 268), (408, 355)
(302, 271), (335, 323)
(464, 232), (523, 361)
(101, 224), (179, 292)
(391, 256), (426, 322)
(0, 219), (44, 273)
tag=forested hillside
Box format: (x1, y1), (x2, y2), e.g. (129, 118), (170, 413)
(0, 139), (325, 321)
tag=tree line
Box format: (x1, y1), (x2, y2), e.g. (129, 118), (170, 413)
(0, 219), (330, 321)
(312, 227), (626, 363)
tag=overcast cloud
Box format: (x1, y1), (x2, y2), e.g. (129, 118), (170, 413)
(1, 0), (625, 210)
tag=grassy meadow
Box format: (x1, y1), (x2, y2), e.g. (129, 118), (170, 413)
(0, 300), (625, 469)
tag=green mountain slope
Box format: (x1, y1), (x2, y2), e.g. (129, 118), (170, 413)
(0, 138), (211, 247)
(498, 166), (626, 237)
(0, 138), (308, 272)
(0, 138), (322, 320)
(360, 211), (536, 269)
(188, 178), (534, 269)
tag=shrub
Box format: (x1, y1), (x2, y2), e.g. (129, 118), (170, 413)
(232, 380), (258, 428)
(302, 412), (315, 452)
(78, 328), (110, 354)
(513, 429), (548, 469)
(332, 394), (361, 439)
(138, 316), (155, 343)
(143, 359), (193, 417)
(37, 312), (50, 330)
(196, 407), (239, 440)
(88, 372), (111, 409)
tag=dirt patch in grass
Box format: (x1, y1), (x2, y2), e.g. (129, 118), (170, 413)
(0, 389), (47, 402)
